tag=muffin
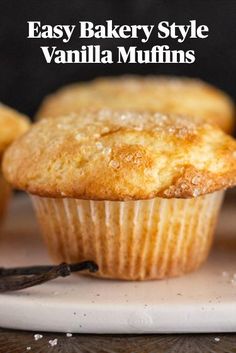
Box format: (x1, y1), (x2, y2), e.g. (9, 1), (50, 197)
(3, 110), (236, 280)
(37, 76), (235, 133)
(0, 104), (30, 220)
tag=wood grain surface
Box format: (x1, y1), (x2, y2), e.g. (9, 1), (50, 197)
(0, 329), (236, 353)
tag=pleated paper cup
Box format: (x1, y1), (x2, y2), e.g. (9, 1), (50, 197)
(0, 173), (11, 222)
(31, 191), (224, 280)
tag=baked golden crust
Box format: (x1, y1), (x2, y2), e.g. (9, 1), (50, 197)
(0, 104), (30, 157)
(3, 110), (236, 200)
(37, 76), (235, 133)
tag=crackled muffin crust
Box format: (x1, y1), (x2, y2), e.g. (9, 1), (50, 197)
(37, 76), (235, 133)
(3, 110), (236, 200)
(0, 104), (30, 157)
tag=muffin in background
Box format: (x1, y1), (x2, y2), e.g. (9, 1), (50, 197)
(0, 104), (30, 221)
(37, 75), (235, 133)
(3, 110), (236, 280)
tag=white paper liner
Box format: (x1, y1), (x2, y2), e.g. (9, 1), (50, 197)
(0, 173), (10, 221)
(31, 191), (224, 280)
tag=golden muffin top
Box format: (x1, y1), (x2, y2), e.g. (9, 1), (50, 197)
(0, 104), (30, 157)
(3, 110), (236, 200)
(37, 75), (235, 133)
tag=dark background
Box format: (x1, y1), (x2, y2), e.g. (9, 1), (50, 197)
(0, 0), (235, 118)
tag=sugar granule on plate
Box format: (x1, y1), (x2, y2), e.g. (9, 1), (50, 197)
(222, 271), (229, 277)
(34, 333), (43, 341)
(66, 332), (73, 337)
(49, 338), (58, 347)
(214, 337), (220, 342)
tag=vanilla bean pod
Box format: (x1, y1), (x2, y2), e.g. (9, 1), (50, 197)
(0, 261), (98, 293)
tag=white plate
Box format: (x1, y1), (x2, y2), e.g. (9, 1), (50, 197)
(0, 195), (235, 334)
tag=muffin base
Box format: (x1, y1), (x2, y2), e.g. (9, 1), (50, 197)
(31, 191), (224, 280)
(0, 173), (11, 222)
